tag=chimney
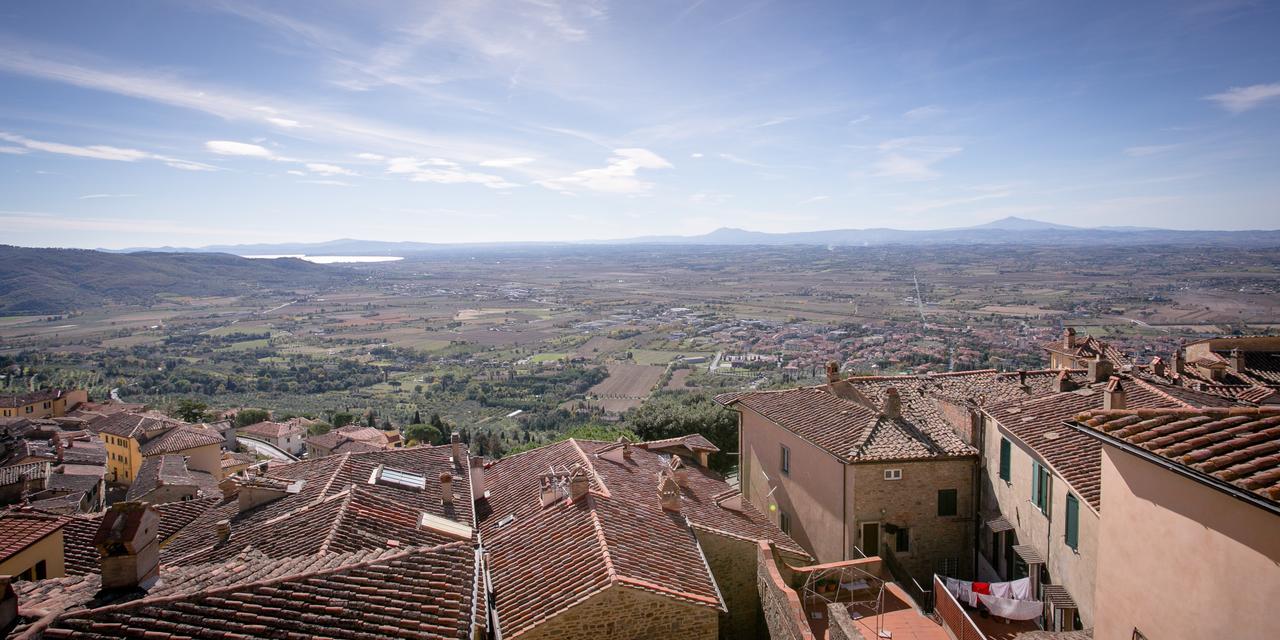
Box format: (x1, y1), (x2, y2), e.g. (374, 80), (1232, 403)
(568, 467), (590, 501)
(619, 436), (632, 460)
(1229, 348), (1246, 372)
(215, 519), (231, 543)
(658, 473), (682, 512)
(882, 387), (902, 419)
(0, 575), (16, 632)
(1053, 370), (1077, 393)
(1173, 343), (1186, 375)
(95, 501), (161, 590)
(669, 456), (689, 487)
(469, 456), (486, 501)
(826, 361), (840, 384)
(1063, 327), (1076, 349)
(218, 476), (239, 500)
(1017, 370), (1027, 387)
(1150, 356), (1166, 378)
(1087, 356), (1114, 383)
(450, 432), (463, 467)
(440, 472), (454, 505)
(1103, 377), (1127, 410)
(54, 435), (65, 463)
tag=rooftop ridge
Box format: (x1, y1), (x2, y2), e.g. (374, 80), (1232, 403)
(569, 438), (612, 499)
(316, 487), (357, 555)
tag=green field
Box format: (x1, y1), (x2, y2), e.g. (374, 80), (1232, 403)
(630, 349), (714, 366)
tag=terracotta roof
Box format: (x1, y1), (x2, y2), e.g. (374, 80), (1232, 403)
(1072, 407), (1280, 504)
(0, 511), (68, 563)
(0, 389), (66, 408)
(1043, 334), (1131, 366)
(89, 412), (181, 440)
(639, 434), (721, 453)
(239, 420), (304, 439)
(138, 424), (224, 456)
(17, 541), (479, 640)
(125, 455), (218, 502)
(0, 460), (51, 486)
(984, 374), (1224, 510)
(481, 437), (806, 639)
(56, 498), (222, 578)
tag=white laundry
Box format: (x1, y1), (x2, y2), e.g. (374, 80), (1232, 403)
(989, 581), (1014, 599)
(945, 577), (962, 599)
(1009, 577), (1032, 601)
(979, 593), (1043, 621)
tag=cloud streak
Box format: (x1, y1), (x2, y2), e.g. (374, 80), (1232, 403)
(1204, 83), (1280, 113)
(538, 148), (672, 194)
(1, 132), (215, 171)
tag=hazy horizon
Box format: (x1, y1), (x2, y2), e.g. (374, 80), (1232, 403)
(2, 1), (1279, 249)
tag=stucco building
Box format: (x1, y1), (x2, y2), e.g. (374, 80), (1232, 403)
(0, 390), (87, 420)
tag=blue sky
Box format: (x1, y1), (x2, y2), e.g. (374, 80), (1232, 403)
(1, 0), (1278, 249)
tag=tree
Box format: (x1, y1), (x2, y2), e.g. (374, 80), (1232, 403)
(234, 408), (270, 428)
(623, 391), (738, 472)
(411, 409), (422, 425)
(404, 423), (441, 446)
(172, 399), (210, 423)
(331, 412), (355, 428)
(365, 409), (377, 428)
(308, 421), (333, 436)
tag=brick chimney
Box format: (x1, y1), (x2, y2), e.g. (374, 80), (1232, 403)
(826, 361), (840, 384)
(1087, 356), (1114, 383)
(450, 432), (463, 467)
(1017, 370), (1027, 387)
(1053, 370), (1077, 393)
(1173, 343), (1186, 375)
(619, 436), (632, 460)
(1150, 356), (1166, 378)
(469, 456), (486, 501)
(1103, 377), (1127, 410)
(95, 501), (161, 590)
(1063, 327), (1076, 349)
(440, 472), (454, 505)
(657, 473), (681, 512)
(215, 519), (231, 543)
(568, 467), (590, 501)
(882, 387), (902, 419)
(1229, 348), (1245, 372)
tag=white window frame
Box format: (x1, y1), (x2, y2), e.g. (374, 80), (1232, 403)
(884, 468), (903, 481)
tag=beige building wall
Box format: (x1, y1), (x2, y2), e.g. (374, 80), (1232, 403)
(1092, 446), (1280, 640)
(0, 530), (66, 580)
(517, 584), (718, 640)
(980, 417), (1098, 627)
(849, 459), (974, 580)
(739, 407), (847, 562)
(177, 443), (224, 480)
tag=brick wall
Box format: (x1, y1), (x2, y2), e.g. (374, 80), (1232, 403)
(756, 542), (816, 640)
(850, 458), (974, 581)
(518, 583), (718, 640)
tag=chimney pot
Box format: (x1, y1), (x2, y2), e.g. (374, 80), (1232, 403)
(96, 501), (161, 590)
(568, 468), (589, 501)
(1103, 377), (1127, 410)
(1053, 370), (1077, 393)
(450, 432), (463, 466)
(1087, 356), (1114, 383)
(669, 456), (689, 487)
(882, 387), (902, 419)
(1173, 343), (1186, 375)
(1064, 327), (1076, 349)
(469, 455), (486, 501)
(440, 472), (454, 504)
(215, 519), (231, 543)
(826, 361), (840, 384)
(657, 473), (681, 512)
(1229, 348), (1245, 372)
(1150, 356), (1166, 378)
(1018, 370), (1027, 386)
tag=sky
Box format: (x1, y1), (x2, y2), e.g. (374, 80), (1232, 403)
(1, 0), (1279, 249)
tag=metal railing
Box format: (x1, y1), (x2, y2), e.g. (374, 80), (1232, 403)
(880, 544), (932, 612)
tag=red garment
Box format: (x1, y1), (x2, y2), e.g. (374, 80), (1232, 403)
(973, 582), (991, 595)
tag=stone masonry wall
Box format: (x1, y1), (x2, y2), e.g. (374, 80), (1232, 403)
(826, 603), (868, 640)
(756, 542), (816, 640)
(518, 583), (717, 640)
(695, 529), (762, 639)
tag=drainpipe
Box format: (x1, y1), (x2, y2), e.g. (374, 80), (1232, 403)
(971, 410), (985, 580)
(842, 461), (848, 561)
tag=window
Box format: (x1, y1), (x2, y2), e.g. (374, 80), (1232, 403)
(884, 468), (902, 481)
(999, 438), (1011, 481)
(895, 527), (910, 553)
(780, 444), (790, 475)
(937, 489), (958, 517)
(779, 510), (792, 535)
(1065, 493), (1080, 550)
(1031, 461), (1052, 516)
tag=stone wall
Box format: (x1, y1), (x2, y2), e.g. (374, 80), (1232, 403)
(756, 542), (816, 640)
(518, 583), (717, 640)
(850, 458), (975, 581)
(695, 529), (762, 639)
(826, 603), (867, 640)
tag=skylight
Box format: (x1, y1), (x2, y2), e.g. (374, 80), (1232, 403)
(370, 465), (426, 491)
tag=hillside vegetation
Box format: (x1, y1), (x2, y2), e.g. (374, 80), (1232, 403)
(0, 245), (344, 314)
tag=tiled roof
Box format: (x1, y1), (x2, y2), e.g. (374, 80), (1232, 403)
(138, 424), (224, 456)
(307, 425), (391, 454)
(1072, 407), (1280, 504)
(126, 455), (218, 502)
(639, 433), (721, 453)
(1043, 335), (1132, 366)
(481, 437), (806, 639)
(59, 437), (107, 466)
(57, 498), (222, 578)
(985, 374), (1240, 510)
(160, 445), (472, 564)
(0, 511), (68, 563)
(18, 541), (479, 640)
(0, 460), (51, 486)
(0, 389), (66, 408)
(239, 420), (304, 439)
(89, 411), (181, 439)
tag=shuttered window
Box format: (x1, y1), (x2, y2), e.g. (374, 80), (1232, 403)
(938, 489), (957, 517)
(1066, 493), (1080, 550)
(999, 438), (1011, 481)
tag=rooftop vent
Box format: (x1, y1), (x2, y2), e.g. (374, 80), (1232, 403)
(496, 514), (517, 529)
(418, 511), (472, 540)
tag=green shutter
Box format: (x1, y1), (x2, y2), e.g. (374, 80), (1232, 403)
(999, 439), (1011, 480)
(1031, 461), (1041, 507)
(1066, 494), (1079, 550)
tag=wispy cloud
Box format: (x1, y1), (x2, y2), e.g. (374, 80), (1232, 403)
(479, 157), (536, 168)
(539, 148), (672, 194)
(1204, 82), (1280, 113)
(0, 145), (31, 155)
(799, 195), (829, 205)
(79, 193), (137, 200)
(386, 157), (519, 188)
(1, 131), (214, 171)
(206, 140), (274, 158)
(299, 179), (353, 186)
(871, 137), (962, 181)
(1124, 144), (1180, 157)
(305, 162), (356, 176)
(355, 152), (385, 161)
(903, 105), (945, 119)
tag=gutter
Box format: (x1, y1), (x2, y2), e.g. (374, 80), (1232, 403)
(1065, 419), (1280, 518)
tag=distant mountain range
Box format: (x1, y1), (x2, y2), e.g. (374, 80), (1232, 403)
(103, 217), (1280, 255)
(0, 246), (344, 314)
